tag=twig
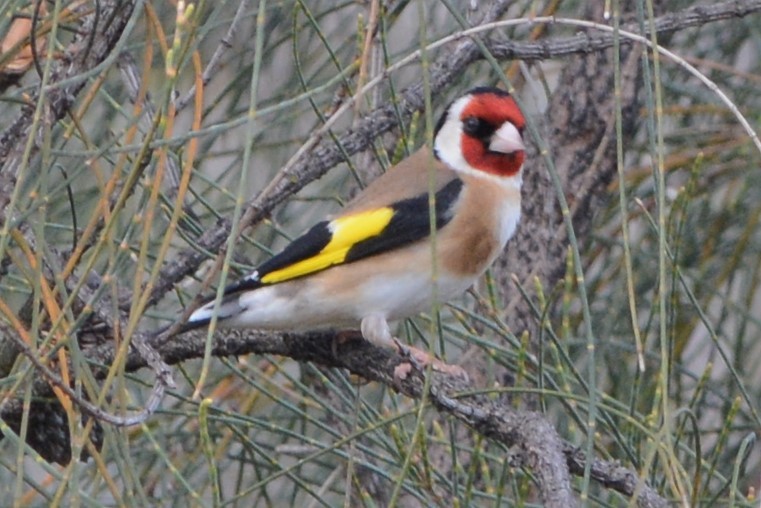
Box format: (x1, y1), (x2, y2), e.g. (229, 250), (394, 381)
(0, 0), (137, 165)
(0, 323), (171, 427)
(174, 0), (252, 112)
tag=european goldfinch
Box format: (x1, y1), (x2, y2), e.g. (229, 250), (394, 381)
(187, 87), (526, 372)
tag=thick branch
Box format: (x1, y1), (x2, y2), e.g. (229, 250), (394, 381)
(0, 322), (665, 505)
(78, 327), (661, 507)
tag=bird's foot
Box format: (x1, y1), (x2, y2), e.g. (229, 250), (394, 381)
(356, 316), (469, 382)
(391, 338), (469, 382)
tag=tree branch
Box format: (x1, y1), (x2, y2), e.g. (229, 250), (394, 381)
(487, 0), (761, 61)
(77, 327), (663, 507)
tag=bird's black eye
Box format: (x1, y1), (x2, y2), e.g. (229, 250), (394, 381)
(462, 116), (483, 136)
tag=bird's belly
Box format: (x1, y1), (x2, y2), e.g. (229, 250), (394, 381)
(227, 270), (474, 332)
(348, 271), (474, 323)
(226, 284), (351, 331)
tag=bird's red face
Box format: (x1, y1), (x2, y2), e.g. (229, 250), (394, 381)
(435, 88), (527, 180)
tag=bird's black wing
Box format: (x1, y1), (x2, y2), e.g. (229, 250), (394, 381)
(221, 178), (464, 295)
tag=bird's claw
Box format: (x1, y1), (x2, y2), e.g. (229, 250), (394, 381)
(391, 338), (469, 382)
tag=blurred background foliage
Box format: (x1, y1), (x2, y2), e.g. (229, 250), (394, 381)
(0, 0), (760, 506)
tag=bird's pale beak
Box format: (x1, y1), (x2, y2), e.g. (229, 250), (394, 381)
(489, 122), (525, 154)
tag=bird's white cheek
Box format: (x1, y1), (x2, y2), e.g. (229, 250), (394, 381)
(434, 127), (467, 171)
(434, 95), (471, 172)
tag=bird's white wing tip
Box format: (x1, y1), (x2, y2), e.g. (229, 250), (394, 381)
(188, 297), (244, 325)
(188, 304), (214, 324)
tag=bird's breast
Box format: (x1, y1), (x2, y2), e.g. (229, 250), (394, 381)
(438, 178), (521, 278)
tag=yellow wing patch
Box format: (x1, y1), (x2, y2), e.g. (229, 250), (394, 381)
(260, 207), (395, 284)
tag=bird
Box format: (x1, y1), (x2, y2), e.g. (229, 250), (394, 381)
(186, 86), (527, 376)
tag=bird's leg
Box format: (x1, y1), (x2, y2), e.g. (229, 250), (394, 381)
(360, 315), (469, 381)
(360, 314), (396, 348)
